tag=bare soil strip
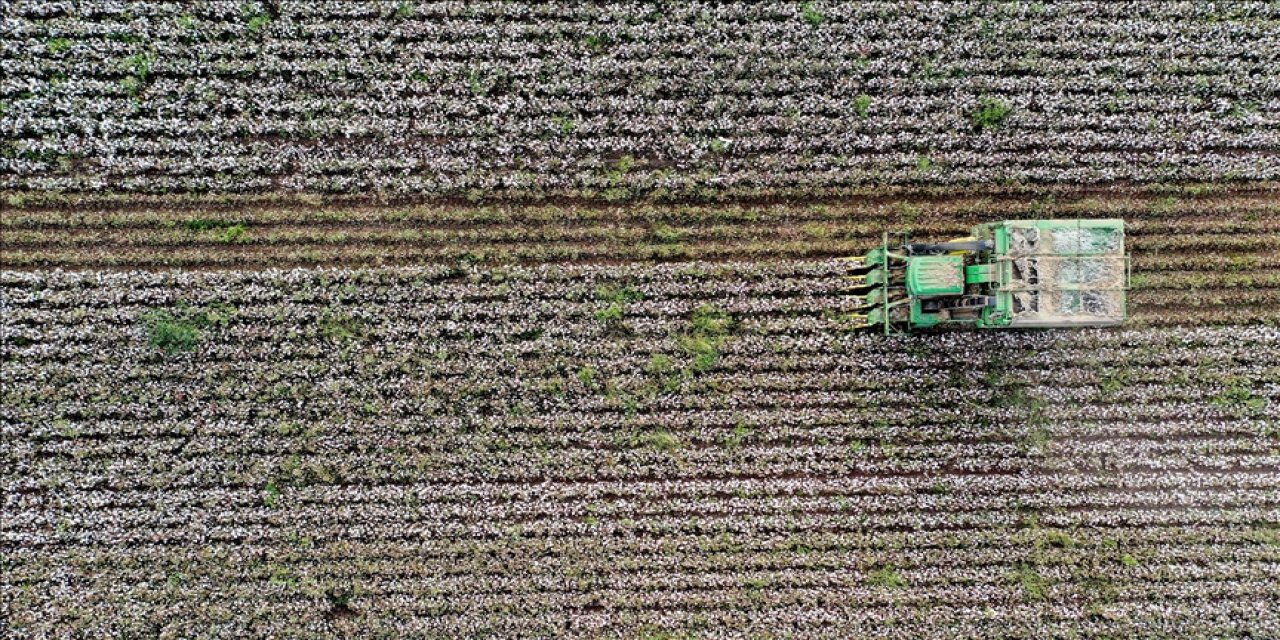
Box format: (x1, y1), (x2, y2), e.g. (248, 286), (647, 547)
(5, 190), (1277, 327)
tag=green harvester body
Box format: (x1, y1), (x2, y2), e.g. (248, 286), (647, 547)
(858, 219), (1129, 333)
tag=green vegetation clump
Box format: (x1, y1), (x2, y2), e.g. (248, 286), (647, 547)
(142, 304), (234, 353)
(971, 97), (1012, 129)
(646, 353), (675, 376)
(184, 218), (242, 232)
(678, 333), (720, 373)
(119, 76), (142, 97)
(800, 3), (825, 26)
(676, 305), (734, 373)
(583, 33), (611, 54)
(262, 481), (280, 507)
(596, 285), (644, 305)
(602, 155), (636, 201)
(1212, 384), (1267, 417)
(245, 8), (271, 34)
(721, 421), (752, 449)
(637, 430), (681, 452)
(593, 303), (624, 323)
(319, 311), (364, 342)
(593, 285), (644, 333)
(689, 305), (733, 336)
(651, 223), (687, 244)
(552, 115), (576, 135)
(219, 224), (247, 242)
(853, 94), (872, 118)
(1014, 563), (1048, 601)
(144, 312), (201, 352)
(121, 53), (153, 81)
(1042, 530), (1076, 549)
(866, 565), (907, 588)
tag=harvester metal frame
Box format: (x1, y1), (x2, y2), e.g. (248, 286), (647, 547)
(879, 231), (910, 336)
(850, 220), (1130, 333)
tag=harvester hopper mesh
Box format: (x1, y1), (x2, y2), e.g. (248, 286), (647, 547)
(1009, 227), (1041, 254)
(1006, 257), (1124, 289)
(1051, 227), (1121, 254)
(1056, 291), (1118, 316)
(1050, 257), (1125, 287)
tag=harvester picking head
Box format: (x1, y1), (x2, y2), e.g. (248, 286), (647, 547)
(844, 219), (1129, 333)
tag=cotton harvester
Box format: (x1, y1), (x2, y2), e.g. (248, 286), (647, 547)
(846, 219), (1129, 333)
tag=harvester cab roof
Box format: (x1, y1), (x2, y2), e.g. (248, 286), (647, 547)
(847, 219), (1129, 333)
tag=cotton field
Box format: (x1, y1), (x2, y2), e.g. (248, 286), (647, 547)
(2, 1), (1278, 196)
(2, 1), (1279, 638)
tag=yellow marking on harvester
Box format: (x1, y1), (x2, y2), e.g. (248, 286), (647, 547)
(947, 236), (977, 256)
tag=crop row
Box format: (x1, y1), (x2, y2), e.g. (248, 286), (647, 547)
(4, 1), (1278, 196)
(6, 189), (1278, 227)
(9, 223), (1280, 250)
(5, 218), (1279, 252)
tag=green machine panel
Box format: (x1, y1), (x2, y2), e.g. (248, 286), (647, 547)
(906, 256), (964, 296)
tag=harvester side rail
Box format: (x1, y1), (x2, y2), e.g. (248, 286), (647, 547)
(882, 232), (891, 335)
